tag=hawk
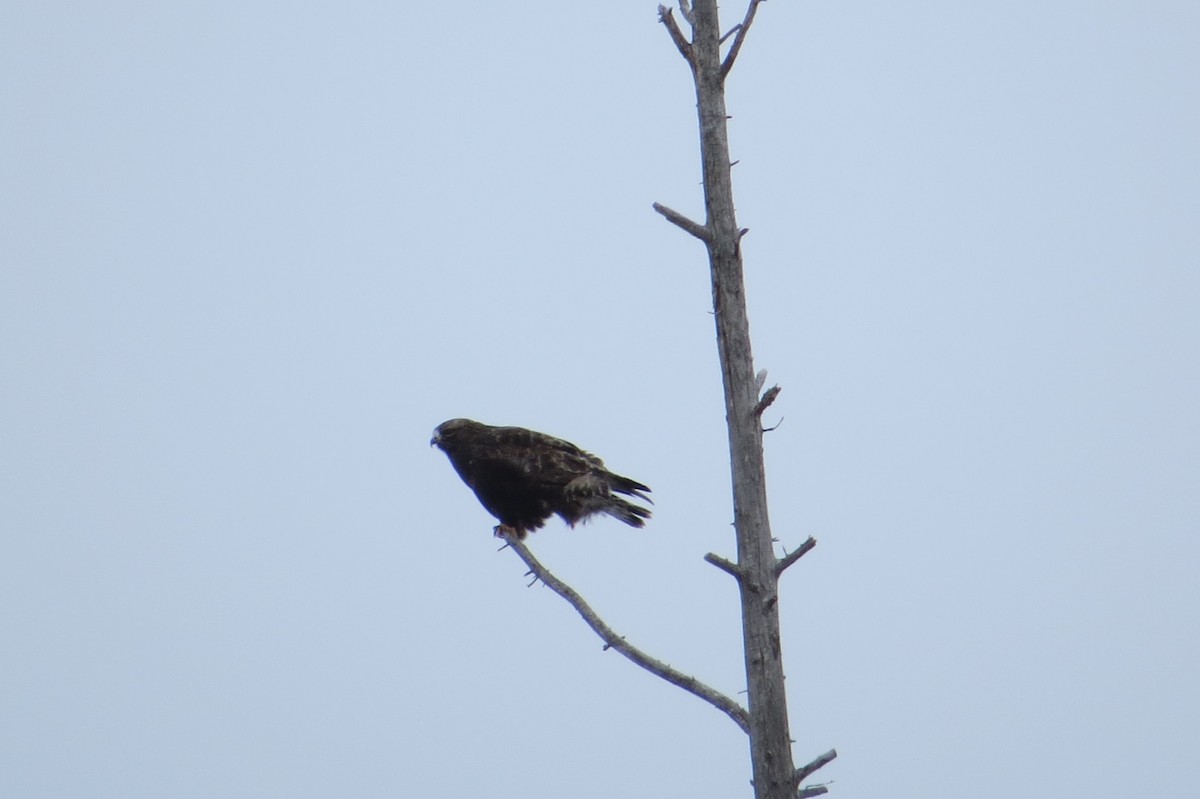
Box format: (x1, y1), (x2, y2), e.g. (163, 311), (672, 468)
(431, 418), (651, 539)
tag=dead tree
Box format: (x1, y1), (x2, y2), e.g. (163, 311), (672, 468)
(654, 1), (838, 796)
(504, 3), (836, 797)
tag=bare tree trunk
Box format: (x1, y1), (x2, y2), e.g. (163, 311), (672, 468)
(693, 17), (789, 799)
(655, 2), (834, 797)
(489, 4), (836, 796)
(693, 8), (794, 799)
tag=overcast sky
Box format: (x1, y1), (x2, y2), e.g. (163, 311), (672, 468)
(3, 2), (1198, 798)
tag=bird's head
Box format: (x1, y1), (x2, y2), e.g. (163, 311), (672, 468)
(431, 418), (478, 450)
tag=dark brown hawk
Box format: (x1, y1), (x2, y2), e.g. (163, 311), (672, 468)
(431, 418), (651, 539)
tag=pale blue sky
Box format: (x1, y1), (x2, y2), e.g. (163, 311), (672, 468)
(2, 2), (1198, 798)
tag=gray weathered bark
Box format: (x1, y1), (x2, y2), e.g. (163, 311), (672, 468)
(654, 2), (836, 797)
(490, 4), (837, 796)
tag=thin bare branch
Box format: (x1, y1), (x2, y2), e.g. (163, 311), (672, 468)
(503, 534), (750, 735)
(774, 536), (817, 577)
(794, 748), (838, 785)
(798, 787), (830, 799)
(720, 23), (742, 45)
(720, 0), (765, 79)
(704, 552), (743, 580)
(753, 384), (781, 418)
(657, 6), (694, 65)
(679, 0), (695, 26)
(653, 202), (710, 241)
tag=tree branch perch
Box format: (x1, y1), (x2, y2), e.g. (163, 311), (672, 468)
(794, 748), (838, 785)
(753, 385), (781, 418)
(774, 537), (817, 577)
(657, 6), (694, 65)
(679, 0), (695, 26)
(653, 202), (710, 241)
(502, 534), (750, 735)
(721, 0), (765, 78)
(704, 551), (743, 580)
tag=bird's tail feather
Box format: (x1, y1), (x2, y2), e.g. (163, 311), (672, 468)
(609, 473), (652, 504)
(605, 497), (652, 528)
